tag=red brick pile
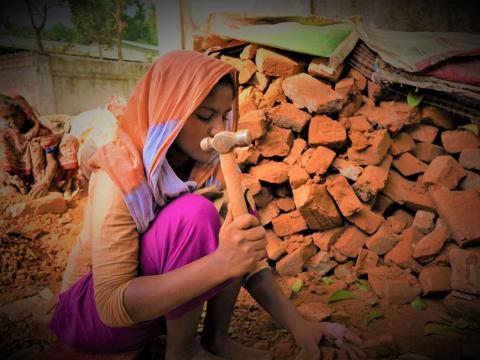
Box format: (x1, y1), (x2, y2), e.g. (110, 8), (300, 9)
(211, 43), (480, 308)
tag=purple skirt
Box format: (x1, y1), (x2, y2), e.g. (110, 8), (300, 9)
(49, 193), (227, 353)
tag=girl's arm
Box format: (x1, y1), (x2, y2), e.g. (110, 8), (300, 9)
(29, 152), (58, 198)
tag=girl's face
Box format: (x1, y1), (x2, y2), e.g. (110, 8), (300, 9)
(174, 83), (234, 164)
(0, 103), (27, 131)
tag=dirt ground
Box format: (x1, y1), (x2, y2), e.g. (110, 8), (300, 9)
(1, 191), (479, 360)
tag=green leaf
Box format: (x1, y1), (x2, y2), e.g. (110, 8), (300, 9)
(407, 92), (424, 108)
(321, 276), (335, 285)
(424, 323), (460, 336)
(410, 297), (427, 311)
(328, 289), (355, 303)
(291, 278), (303, 293)
(364, 310), (383, 326)
(355, 280), (369, 292)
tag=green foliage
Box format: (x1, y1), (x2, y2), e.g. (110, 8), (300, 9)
(46, 22), (81, 43)
(321, 276), (335, 285)
(291, 278), (303, 293)
(364, 310), (383, 326)
(410, 297), (427, 311)
(328, 289), (355, 303)
(407, 91), (424, 108)
(124, 0), (158, 45)
(355, 280), (369, 292)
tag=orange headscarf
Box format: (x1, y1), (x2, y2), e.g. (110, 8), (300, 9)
(89, 50), (238, 233)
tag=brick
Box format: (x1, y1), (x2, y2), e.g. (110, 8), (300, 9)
(441, 130), (480, 153)
(339, 94), (363, 117)
(8, 192), (68, 217)
(352, 155), (392, 202)
(334, 77), (355, 98)
(449, 248), (480, 295)
(259, 77), (286, 109)
(304, 146), (336, 175)
(283, 138), (307, 166)
(331, 158), (363, 181)
(272, 210), (308, 237)
(372, 194), (394, 214)
(366, 223), (401, 255)
(265, 229), (286, 261)
(235, 145), (260, 166)
(283, 234), (307, 254)
(240, 173), (262, 196)
(238, 109), (267, 140)
(275, 197), (295, 212)
(346, 205), (383, 235)
(429, 187), (480, 246)
(367, 80), (382, 101)
(392, 152), (428, 177)
(361, 333), (397, 359)
(256, 48), (305, 77)
(288, 164), (310, 189)
(387, 209), (414, 233)
(249, 160), (289, 184)
(239, 44), (258, 60)
(258, 201), (280, 225)
(306, 250), (337, 276)
(459, 170), (480, 191)
(310, 227), (345, 251)
(459, 148), (480, 170)
(252, 186), (273, 208)
(368, 266), (421, 304)
(269, 103), (310, 132)
(238, 86), (257, 117)
(433, 243), (459, 266)
(349, 115), (373, 132)
(421, 106), (455, 129)
(379, 101), (421, 126)
(326, 174), (362, 217)
(366, 106), (405, 133)
(346, 68), (367, 91)
(444, 291), (480, 323)
(335, 262), (354, 280)
(412, 210), (436, 234)
(355, 249), (379, 275)
(220, 56), (256, 84)
(308, 115), (347, 148)
(422, 155), (466, 189)
(308, 57), (344, 83)
(419, 266), (452, 295)
(282, 73), (344, 113)
(348, 129), (370, 150)
(276, 241), (317, 276)
(293, 184), (343, 231)
(333, 225), (367, 258)
(412, 225), (449, 263)
(331, 248), (348, 263)
(257, 125), (293, 158)
(391, 132), (415, 156)
(406, 124), (439, 143)
(252, 71), (270, 92)
(384, 227), (424, 273)
(347, 129), (391, 166)
(411, 142), (446, 163)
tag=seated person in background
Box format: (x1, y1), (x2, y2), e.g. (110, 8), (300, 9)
(0, 94), (79, 198)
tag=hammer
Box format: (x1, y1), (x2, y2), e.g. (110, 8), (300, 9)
(200, 130), (252, 219)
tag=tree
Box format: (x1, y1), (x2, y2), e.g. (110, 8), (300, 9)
(124, 1), (158, 46)
(68, 0), (115, 59)
(24, 0), (64, 53)
(113, 0), (128, 61)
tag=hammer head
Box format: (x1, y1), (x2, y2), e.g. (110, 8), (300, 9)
(200, 130), (252, 154)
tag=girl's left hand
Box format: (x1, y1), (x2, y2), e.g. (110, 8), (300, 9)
(29, 181), (50, 198)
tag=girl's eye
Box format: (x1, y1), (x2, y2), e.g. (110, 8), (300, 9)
(197, 113), (212, 122)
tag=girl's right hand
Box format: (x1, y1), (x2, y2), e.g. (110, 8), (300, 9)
(216, 211), (266, 278)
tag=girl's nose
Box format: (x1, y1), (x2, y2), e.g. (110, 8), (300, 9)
(209, 116), (225, 137)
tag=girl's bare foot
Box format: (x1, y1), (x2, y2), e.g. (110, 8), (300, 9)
(202, 337), (273, 360)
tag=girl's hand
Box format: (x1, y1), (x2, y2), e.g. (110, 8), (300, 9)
(216, 210), (266, 278)
(29, 181), (50, 198)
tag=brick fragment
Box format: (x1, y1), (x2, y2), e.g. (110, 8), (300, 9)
(412, 225), (449, 263)
(269, 103), (310, 132)
(391, 132), (415, 156)
(419, 266), (452, 295)
(421, 106), (455, 129)
(282, 73), (344, 113)
(283, 138), (306, 166)
(252, 72), (270, 92)
(347, 129), (391, 166)
(288, 164), (310, 189)
(367, 80), (382, 100)
(449, 248), (480, 295)
(238, 109), (267, 140)
(339, 94), (363, 118)
(346, 68), (367, 91)
(441, 130), (480, 153)
(256, 48), (305, 77)
(252, 186), (273, 208)
(259, 77), (286, 109)
(308, 57), (344, 83)
(352, 155), (392, 202)
(293, 184), (343, 231)
(220, 56), (256, 84)
(384, 227), (424, 273)
(272, 210), (308, 237)
(239, 44), (258, 60)
(275, 197), (295, 212)
(368, 266), (421, 304)
(308, 115), (347, 148)
(349, 115), (372, 132)
(304, 146), (336, 175)
(326, 174), (362, 217)
(275, 241), (317, 276)
(366, 223), (401, 255)
(238, 86), (257, 117)
(412, 210), (436, 234)
(422, 155), (466, 189)
(8, 192), (68, 217)
(333, 225), (367, 258)
(306, 251), (337, 275)
(265, 229), (286, 261)
(346, 205), (383, 235)
(249, 160), (289, 184)
(257, 125), (293, 158)
(335, 262), (354, 280)
(459, 170), (480, 191)
(429, 187), (480, 246)
(310, 227), (344, 251)
(283, 234), (306, 254)
(406, 124), (439, 143)
(331, 158), (363, 181)
(297, 301), (335, 322)
(334, 77), (355, 98)
(411, 142), (446, 163)
(392, 152), (427, 176)
(240, 173), (262, 196)
(235, 145), (260, 166)
(355, 249), (379, 275)
(386, 209), (414, 233)
(459, 148), (480, 170)
(258, 202), (280, 225)
(372, 194), (394, 214)
(443, 291), (480, 323)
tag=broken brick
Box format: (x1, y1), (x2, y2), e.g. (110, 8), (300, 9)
(274, 197), (295, 212)
(334, 262), (354, 280)
(310, 227), (345, 251)
(257, 125), (293, 158)
(220, 56), (257, 84)
(306, 251), (337, 276)
(235, 145), (260, 166)
(392, 152), (428, 177)
(275, 241), (317, 276)
(283, 234), (307, 254)
(459, 170), (480, 191)
(238, 86), (258, 117)
(384, 227), (424, 273)
(252, 186), (273, 208)
(355, 248), (379, 275)
(238, 109), (267, 140)
(441, 130), (480, 154)
(269, 103), (311, 132)
(249, 160), (289, 184)
(406, 124), (439, 143)
(304, 146), (336, 175)
(325, 174), (362, 217)
(252, 71), (270, 92)
(422, 155), (466, 190)
(239, 44), (258, 59)
(366, 223), (401, 255)
(296, 301), (335, 322)
(308, 57), (344, 83)
(308, 115), (347, 148)
(412, 210), (436, 235)
(258, 202), (280, 225)
(333, 225), (367, 259)
(459, 148), (480, 170)
(265, 229), (286, 261)
(334, 77), (355, 98)
(368, 266), (421, 304)
(272, 210), (308, 237)
(346, 68), (367, 91)
(391, 132), (415, 156)
(367, 80), (382, 101)
(421, 106), (455, 129)
(283, 138), (307, 166)
(331, 158), (363, 181)
(346, 205), (383, 235)
(256, 48), (305, 77)
(412, 225), (449, 263)
(347, 129), (391, 166)
(411, 142), (446, 163)
(419, 266), (452, 295)
(259, 77), (286, 109)
(449, 248), (480, 295)
(352, 155), (392, 202)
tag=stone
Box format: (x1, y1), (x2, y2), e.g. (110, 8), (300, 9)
(256, 48), (305, 77)
(366, 223), (401, 255)
(368, 266), (421, 304)
(288, 164), (310, 189)
(265, 229), (286, 261)
(283, 138), (307, 166)
(411, 142), (446, 163)
(334, 77), (355, 98)
(392, 152), (428, 176)
(238, 109), (267, 140)
(459, 148), (480, 170)
(406, 123), (439, 143)
(282, 73), (344, 113)
(269, 103), (311, 132)
(308, 57), (344, 83)
(449, 248), (480, 295)
(331, 158), (363, 181)
(249, 160), (289, 184)
(333, 225), (367, 259)
(391, 132), (415, 156)
(412, 210), (436, 235)
(276, 241), (317, 276)
(419, 266), (452, 295)
(297, 301), (334, 322)
(422, 155), (466, 189)
(325, 174), (362, 217)
(347, 129), (391, 166)
(220, 56), (257, 84)
(308, 115), (347, 149)
(272, 210), (308, 237)
(346, 205), (383, 235)
(355, 249), (379, 275)
(306, 251), (337, 275)
(258, 202), (280, 225)
(412, 226), (449, 263)
(304, 146), (336, 175)
(441, 130), (480, 154)
(421, 106), (455, 129)
(385, 227), (424, 273)
(352, 155), (392, 202)
(429, 187), (480, 246)
(257, 125), (293, 158)
(293, 184), (343, 231)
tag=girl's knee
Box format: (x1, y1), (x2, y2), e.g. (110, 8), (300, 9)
(172, 193), (220, 227)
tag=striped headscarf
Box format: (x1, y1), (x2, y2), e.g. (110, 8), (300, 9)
(89, 50), (238, 233)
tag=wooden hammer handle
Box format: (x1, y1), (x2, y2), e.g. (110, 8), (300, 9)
(219, 152), (248, 219)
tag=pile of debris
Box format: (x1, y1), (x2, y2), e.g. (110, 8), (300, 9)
(205, 43), (480, 317)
